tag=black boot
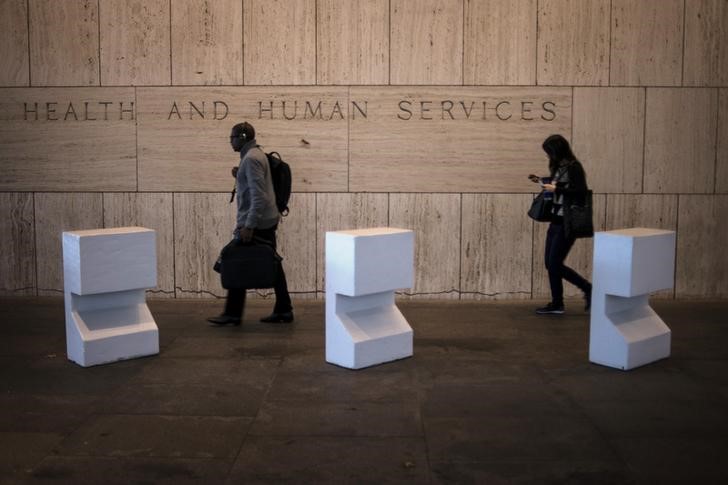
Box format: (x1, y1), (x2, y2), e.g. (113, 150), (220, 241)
(207, 314), (241, 326)
(260, 311), (294, 323)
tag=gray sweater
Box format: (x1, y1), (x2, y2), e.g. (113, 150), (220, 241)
(236, 140), (280, 230)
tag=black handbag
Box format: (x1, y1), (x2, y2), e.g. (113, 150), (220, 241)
(527, 192), (553, 222)
(563, 190), (594, 239)
(214, 238), (282, 289)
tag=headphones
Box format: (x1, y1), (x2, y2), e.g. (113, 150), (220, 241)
(234, 122), (254, 142)
(241, 122), (253, 140)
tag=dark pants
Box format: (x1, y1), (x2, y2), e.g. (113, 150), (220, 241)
(545, 222), (591, 306)
(224, 226), (292, 318)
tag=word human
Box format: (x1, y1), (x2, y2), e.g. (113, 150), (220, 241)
(258, 100), (368, 120)
(24, 102), (134, 121)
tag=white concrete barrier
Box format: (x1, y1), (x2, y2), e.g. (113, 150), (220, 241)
(325, 228), (414, 369)
(589, 228), (675, 370)
(62, 227), (159, 367)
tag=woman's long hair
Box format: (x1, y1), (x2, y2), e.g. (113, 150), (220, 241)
(542, 134), (577, 175)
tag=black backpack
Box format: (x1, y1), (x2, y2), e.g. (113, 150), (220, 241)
(229, 148), (292, 216)
(265, 151), (292, 216)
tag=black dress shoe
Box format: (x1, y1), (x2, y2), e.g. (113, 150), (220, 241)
(260, 311), (294, 323)
(535, 303), (565, 315)
(207, 314), (241, 326)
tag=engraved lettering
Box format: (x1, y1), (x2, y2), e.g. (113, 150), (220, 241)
(64, 102), (78, 121)
(99, 101), (112, 121)
(397, 100), (413, 120)
(482, 101), (497, 120)
(84, 102), (96, 121)
(460, 101), (475, 119)
(282, 101), (297, 120)
(304, 101), (322, 120)
(521, 101), (534, 121)
(329, 101), (344, 121)
(441, 100), (454, 120)
(213, 101), (228, 120)
(46, 102), (58, 121)
(542, 101), (556, 121)
(352, 101), (368, 119)
(168, 101), (182, 120)
(496, 101), (512, 121)
(258, 101), (273, 119)
(120, 101), (134, 121)
(24, 102), (38, 121)
(189, 101), (205, 119)
(420, 101), (433, 120)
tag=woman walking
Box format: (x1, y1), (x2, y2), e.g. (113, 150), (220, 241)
(536, 134), (592, 314)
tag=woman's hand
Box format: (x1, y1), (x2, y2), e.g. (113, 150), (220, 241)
(238, 227), (254, 243)
(542, 183), (556, 192)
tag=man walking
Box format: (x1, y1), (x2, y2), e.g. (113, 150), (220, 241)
(207, 122), (293, 325)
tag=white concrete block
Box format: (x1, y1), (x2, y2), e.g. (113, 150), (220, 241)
(589, 228), (674, 370)
(326, 228), (414, 296)
(63, 227), (159, 367)
(63, 227), (157, 295)
(593, 228), (675, 297)
(325, 228), (414, 369)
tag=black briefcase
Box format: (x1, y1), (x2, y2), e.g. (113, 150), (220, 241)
(563, 190), (594, 239)
(214, 239), (282, 289)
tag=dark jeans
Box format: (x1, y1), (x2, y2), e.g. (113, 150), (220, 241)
(224, 226), (292, 318)
(545, 222), (591, 306)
